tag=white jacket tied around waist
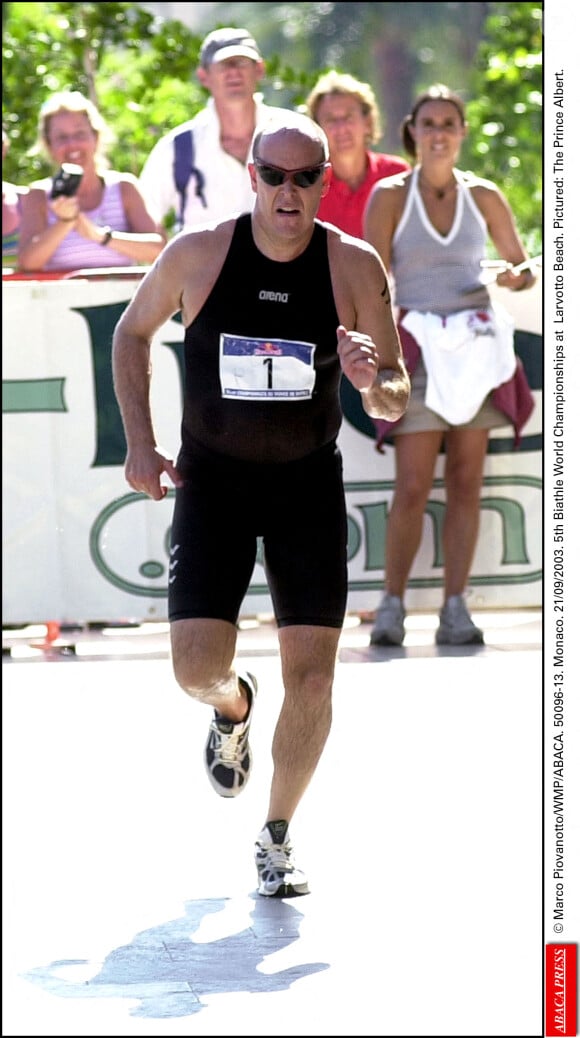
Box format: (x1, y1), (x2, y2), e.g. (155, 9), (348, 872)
(401, 304), (516, 425)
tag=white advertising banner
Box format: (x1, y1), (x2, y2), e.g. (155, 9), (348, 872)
(2, 273), (542, 625)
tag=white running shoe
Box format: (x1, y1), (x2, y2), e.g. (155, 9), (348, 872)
(254, 820), (309, 898)
(370, 593), (406, 646)
(436, 595), (484, 645)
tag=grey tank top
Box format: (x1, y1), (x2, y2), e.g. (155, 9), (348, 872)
(391, 166), (490, 316)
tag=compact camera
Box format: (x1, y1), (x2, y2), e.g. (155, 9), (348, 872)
(50, 163), (84, 199)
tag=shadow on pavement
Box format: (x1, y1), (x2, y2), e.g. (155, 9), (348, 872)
(22, 895), (329, 1020)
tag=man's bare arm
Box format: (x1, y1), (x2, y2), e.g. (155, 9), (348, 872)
(335, 240), (410, 421)
(112, 246), (186, 498)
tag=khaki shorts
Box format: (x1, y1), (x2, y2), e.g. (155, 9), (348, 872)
(394, 357), (508, 435)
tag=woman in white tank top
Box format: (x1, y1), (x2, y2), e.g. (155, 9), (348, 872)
(363, 84), (537, 647)
(18, 90), (166, 273)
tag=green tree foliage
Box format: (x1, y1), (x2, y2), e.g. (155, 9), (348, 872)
(463, 2), (543, 253)
(228, 1), (490, 150)
(2, 2), (207, 180)
(1, 1), (307, 183)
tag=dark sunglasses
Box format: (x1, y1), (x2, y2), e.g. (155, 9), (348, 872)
(254, 158), (327, 188)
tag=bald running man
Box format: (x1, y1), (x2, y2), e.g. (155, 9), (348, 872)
(113, 111), (410, 897)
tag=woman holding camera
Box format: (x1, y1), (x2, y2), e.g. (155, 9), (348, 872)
(18, 91), (165, 273)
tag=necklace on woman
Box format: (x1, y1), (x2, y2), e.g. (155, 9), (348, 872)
(419, 171), (457, 200)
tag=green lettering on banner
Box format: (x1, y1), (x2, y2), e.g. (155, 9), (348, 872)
(345, 475), (542, 590)
(3, 378), (66, 412)
(73, 302), (128, 468)
(74, 303), (185, 468)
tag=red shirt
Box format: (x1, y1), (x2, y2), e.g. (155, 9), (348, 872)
(317, 150), (409, 239)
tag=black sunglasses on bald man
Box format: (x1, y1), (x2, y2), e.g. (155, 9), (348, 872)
(254, 159), (328, 188)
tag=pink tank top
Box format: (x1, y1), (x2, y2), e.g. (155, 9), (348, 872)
(44, 175), (133, 271)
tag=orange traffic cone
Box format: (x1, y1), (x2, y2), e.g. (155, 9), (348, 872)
(42, 618), (61, 651)
(29, 620), (61, 653)
(43, 621), (61, 648)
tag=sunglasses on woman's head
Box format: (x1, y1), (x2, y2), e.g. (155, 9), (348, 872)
(254, 159), (328, 188)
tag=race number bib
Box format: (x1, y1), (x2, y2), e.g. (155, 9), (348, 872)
(219, 334), (316, 400)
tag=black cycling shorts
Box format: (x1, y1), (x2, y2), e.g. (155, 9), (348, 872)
(168, 441), (348, 628)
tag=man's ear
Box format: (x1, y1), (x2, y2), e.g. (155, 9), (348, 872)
(248, 163), (258, 194)
(320, 165), (332, 198)
(253, 59), (266, 82)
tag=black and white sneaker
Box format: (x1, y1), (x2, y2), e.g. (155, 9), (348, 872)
(254, 820), (309, 898)
(204, 672), (257, 797)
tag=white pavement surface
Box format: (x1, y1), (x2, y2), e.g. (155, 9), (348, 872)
(3, 612), (542, 1037)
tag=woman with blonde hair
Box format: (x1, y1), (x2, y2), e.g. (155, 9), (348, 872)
(18, 91), (165, 272)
